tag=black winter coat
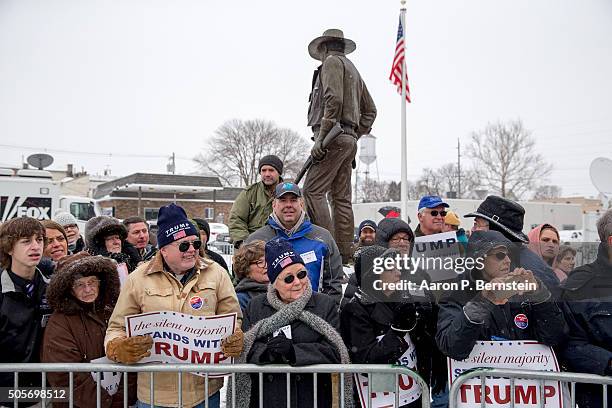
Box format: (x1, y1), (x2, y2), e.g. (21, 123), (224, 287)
(0, 268), (52, 390)
(436, 271), (567, 361)
(340, 291), (444, 406)
(561, 242), (612, 408)
(242, 292), (341, 408)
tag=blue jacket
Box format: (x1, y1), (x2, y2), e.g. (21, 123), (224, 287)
(245, 216), (344, 303)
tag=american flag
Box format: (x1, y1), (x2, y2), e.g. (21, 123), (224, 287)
(389, 16), (411, 103)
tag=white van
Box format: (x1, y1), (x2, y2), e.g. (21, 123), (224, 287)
(0, 168), (99, 231)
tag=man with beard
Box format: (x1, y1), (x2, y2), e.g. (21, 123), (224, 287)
(229, 155), (283, 249)
(355, 219), (377, 250)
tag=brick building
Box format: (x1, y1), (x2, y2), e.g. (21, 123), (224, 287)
(94, 173), (242, 224)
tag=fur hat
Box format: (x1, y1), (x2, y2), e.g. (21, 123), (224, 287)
(85, 216), (127, 250)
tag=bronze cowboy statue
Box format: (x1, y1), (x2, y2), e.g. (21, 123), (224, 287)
(300, 28), (377, 264)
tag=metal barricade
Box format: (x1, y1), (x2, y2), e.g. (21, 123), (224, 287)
(0, 363), (430, 408)
(449, 367), (612, 408)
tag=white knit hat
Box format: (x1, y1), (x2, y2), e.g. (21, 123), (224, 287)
(54, 211), (78, 228)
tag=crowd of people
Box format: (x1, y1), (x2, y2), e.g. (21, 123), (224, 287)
(0, 158), (611, 408)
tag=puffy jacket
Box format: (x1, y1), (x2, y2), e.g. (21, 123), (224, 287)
(0, 268), (52, 389)
(104, 252), (242, 408)
(243, 292), (340, 408)
(42, 255), (136, 408)
(561, 242), (612, 408)
(245, 216), (344, 302)
(229, 181), (276, 244)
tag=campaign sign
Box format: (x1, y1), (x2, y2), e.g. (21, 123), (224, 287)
(448, 341), (563, 408)
(413, 231), (461, 282)
(125, 311), (237, 378)
(90, 356), (121, 396)
(356, 334), (422, 407)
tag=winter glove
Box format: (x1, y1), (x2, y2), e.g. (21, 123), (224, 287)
(262, 332), (295, 364)
(221, 327), (244, 357)
(391, 301), (418, 332)
(106, 335), (153, 364)
(311, 138), (326, 161)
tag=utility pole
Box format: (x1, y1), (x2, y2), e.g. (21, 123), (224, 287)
(457, 138), (462, 198)
(172, 152), (176, 175)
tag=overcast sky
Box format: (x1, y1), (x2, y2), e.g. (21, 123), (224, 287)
(1, 0), (611, 198)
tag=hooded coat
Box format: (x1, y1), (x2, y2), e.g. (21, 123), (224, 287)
(340, 247), (445, 403)
(561, 242), (612, 408)
(436, 231), (567, 361)
(85, 216), (141, 272)
(41, 253), (136, 407)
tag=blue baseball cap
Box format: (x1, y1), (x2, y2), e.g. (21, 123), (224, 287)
(275, 182), (302, 198)
(418, 195), (450, 210)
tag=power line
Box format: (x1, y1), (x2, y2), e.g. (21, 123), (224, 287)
(0, 144), (193, 161)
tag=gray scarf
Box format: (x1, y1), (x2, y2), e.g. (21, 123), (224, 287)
(270, 210), (306, 237)
(227, 284), (354, 407)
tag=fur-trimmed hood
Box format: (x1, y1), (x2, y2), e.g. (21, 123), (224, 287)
(85, 215), (127, 251)
(46, 252), (120, 315)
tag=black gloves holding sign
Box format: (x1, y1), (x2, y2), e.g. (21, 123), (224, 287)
(391, 301), (418, 333)
(262, 332), (296, 364)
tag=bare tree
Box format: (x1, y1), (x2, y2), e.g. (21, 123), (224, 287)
(467, 120), (552, 198)
(194, 119), (310, 187)
(533, 185), (562, 200)
(358, 179), (389, 203)
(387, 180), (420, 201)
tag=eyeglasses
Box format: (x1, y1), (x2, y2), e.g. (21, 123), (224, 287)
(250, 258), (266, 268)
(73, 278), (100, 291)
(390, 236), (411, 243)
(174, 240), (202, 252)
(283, 269), (308, 284)
(488, 250), (510, 261)
(427, 210), (447, 217)
(63, 224), (78, 230)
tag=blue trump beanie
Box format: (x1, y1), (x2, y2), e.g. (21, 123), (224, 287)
(156, 204), (198, 248)
(265, 239), (304, 283)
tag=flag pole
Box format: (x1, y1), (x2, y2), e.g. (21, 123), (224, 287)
(400, 0), (409, 223)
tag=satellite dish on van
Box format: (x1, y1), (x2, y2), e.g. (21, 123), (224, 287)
(590, 158), (612, 194)
(27, 153), (54, 170)
(590, 157), (612, 209)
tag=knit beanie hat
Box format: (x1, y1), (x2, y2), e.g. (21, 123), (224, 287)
(258, 155), (283, 175)
(156, 204), (198, 249)
(265, 239), (304, 283)
(54, 211), (78, 228)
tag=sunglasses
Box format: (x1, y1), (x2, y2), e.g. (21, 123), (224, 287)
(488, 250), (510, 261)
(283, 269), (308, 284)
(428, 210), (447, 217)
(175, 240), (202, 252)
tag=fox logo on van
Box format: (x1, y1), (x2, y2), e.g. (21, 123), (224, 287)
(1, 196), (52, 222)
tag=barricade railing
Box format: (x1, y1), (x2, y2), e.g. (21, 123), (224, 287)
(0, 363), (429, 408)
(448, 367), (612, 408)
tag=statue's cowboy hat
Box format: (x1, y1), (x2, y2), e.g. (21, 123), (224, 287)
(308, 28), (356, 61)
(464, 195), (529, 243)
